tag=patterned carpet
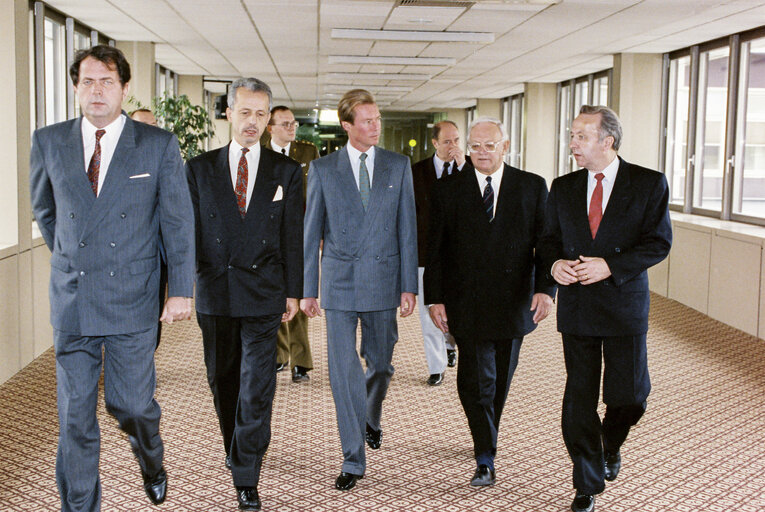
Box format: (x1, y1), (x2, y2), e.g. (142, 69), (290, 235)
(1, 294), (764, 511)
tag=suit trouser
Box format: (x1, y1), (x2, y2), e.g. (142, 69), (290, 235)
(275, 310), (313, 370)
(325, 308), (398, 475)
(455, 336), (522, 465)
(196, 312), (281, 487)
(417, 267), (455, 375)
(54, 326), (162, 512)
(561, 333), (650, 495)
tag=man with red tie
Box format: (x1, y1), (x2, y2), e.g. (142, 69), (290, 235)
(538, 105), (672, 512)
(186, 77), (303, 510)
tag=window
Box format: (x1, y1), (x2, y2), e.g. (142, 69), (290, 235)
(43, 16), (66, 125)
(661, 26), (765, 225)
(502, 94), (524, 168)
(556, 69), (612, 176)
(155, 64), (178, 98)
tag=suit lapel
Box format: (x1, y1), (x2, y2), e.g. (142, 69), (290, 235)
(458, 169), (492, 238)
(334, 147), (365, 217)
(59, 118), (94, 211)
(594, 158), (632, 243)
(568, 169), (592, 242)
(209, 144), (243, 242)
(363, 148), (391, 225)
(491, 164), (520, 235)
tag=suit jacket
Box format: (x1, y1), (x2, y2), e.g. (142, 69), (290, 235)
(30, 115), (195, 336)
(288, 139), (320, 200)
(412, 154), (473, 267)
(424, 164), (554, 340)
(537, 157), (672, 337)
(303, 146), (418, 312)
(186, 144), (303, 317)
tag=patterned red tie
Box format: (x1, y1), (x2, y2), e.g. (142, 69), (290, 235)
(87, 129), (106, 195)
(588, 173), (605, 238)
(235, 147), (249, 218)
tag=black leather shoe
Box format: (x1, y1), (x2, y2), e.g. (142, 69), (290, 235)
(142, 467), (167, 505)
(427, 373), (444, 386)
(236, 486), (261, 510)
(292, 366), (310, 382)
(470, 464), (495, 486)
(447, 349), (457, 367)
(225, 455), (231, 469)
(604, 450), (621, 481)
(365, 424), (382, 449)
(275, 362), (286, 372)
(335, 471), (363, 490)
(571, 493), (595, 512)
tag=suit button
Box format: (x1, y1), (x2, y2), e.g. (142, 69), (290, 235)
(251, 264), (258, 269)
(109, 271), (115, 277)
(375, 255), (380, 260)
(261, 240), (266, 244)
(79, 271), (85, 276)
(69, 212), (75, 218)
(109, 242), (116, 248)
(342, 229), (346, 234)
(216, 238), (221, 244)
(270, 214), (275, 219)
(354, 257), (360, 261)
(505, 269), (512, 273)
(209, 212), (216, 218)
(615, 247), (621, 253)
(120, 213), (127, 218)
(79, 242), (86, 248)
(228, 265), (233, 270)
(384, 227), (388, 231)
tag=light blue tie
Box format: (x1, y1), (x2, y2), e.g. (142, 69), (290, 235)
(359, 152), (370, 211)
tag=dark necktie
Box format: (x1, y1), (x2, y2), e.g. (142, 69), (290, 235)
(281, 148), (286, 155)
(359, 152), (370, 210)
(588, 172), (605, 238)
(235, 148), (249, 218)
(442, 161), (450, 178)
(87, 129), (106, 196)
(483, 176), (494, 222)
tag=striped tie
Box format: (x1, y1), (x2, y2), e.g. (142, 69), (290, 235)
(87, 129), (106, 196)
(482, 176), (494, 222)
(359, 152), (370, 211)
(235, 148), (249, 218)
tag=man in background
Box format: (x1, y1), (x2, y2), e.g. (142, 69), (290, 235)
(267, 105), (320, 382)
(411, 120), (471, 386)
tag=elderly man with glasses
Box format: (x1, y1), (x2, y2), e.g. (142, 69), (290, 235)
(424, 116), (555, 488)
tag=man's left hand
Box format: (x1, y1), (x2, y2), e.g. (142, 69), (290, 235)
(160, 296), (192, 324)
(400, 292), (416, 318)
(282, 298), (299, 322)
(449, 146), (466, 168)
(530, 293), (553, 324)
(574, 255), (612, 285)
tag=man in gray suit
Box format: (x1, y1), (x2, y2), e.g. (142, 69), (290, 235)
(30, 45), (194, 511)
(301, 89), (418, 491)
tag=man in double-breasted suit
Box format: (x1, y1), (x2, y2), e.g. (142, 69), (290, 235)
(186, 78), (303, 511)
(425, 117), (554, 487)
(412, 120), (472, 386)
(30, 45), (194, 511)
(301, 89), (418, 491)
(266, 105), (320, 381)
(538, 105), (672, 512)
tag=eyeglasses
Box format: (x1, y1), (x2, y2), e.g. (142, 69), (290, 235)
(467, 140), (503, 153)
(272, 121), (299, 129)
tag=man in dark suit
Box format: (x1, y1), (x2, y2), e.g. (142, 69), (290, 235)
(186, 78), (303, 511)
(538, 105), (672, 512)
(30, 45), (194, 511)
(301, 89), (418, 491)
(266, 105), (320, 381)
(412, 120), (470, 386)
(425, 117), (554, 487)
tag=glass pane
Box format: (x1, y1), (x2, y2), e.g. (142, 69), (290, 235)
(44, 18), (66, 126)
(574, 80), (588, 114)
(692, 46), (729, 211)
(557, 84), (571, 176)
(733, 37), (765, 217)
(510, 95), (523, 168)
(593, 76), (609, 106)
(665, 56), (691, 205)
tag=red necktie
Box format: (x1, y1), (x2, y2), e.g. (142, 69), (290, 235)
(588, 173), (605, 239)
(235, 148), (249, 218)
(87, 129), (106, 196)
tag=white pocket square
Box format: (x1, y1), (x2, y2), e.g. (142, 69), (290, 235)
(272, 185), (283, 201)
(130, 173), (151, 179)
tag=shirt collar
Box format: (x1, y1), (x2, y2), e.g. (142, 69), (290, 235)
(230, 139), (261, 160)
(433, 153), (454, 171)
(82, 114), (125, 140)
(474, 164), (504, 187)
(270, 140), (290, 154)
(347, 143), (375, 163)
(590, 155), (619, 182)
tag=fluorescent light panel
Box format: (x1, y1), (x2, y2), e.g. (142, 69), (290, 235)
(332, 28), (494, 44)
(322, 84), (414, 93)
(327, 72), (430, 81)
(329, 55), (456, 66)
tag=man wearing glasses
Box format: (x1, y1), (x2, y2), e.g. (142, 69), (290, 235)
(424, 117), (554, 487)
(266, 105), (320, 382)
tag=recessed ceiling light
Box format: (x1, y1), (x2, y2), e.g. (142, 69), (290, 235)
(329, 55), (456, 66)
(332, 28), (494, 44)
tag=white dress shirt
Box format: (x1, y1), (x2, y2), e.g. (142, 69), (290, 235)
(270, 141), (290, 155)
(433, 154), (465, 179)
(81, 114), (126, 196)
(586, 156), (619, 213)
(347, 143), (376, 189)
(474, 165), (504, 218)
(228, 140), (260, 211)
